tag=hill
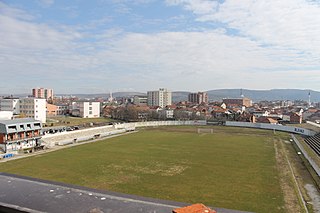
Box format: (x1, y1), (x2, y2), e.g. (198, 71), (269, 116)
(206, 89), (320, 102)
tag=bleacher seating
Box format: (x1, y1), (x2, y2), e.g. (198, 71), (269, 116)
(304, 133), (320, 156)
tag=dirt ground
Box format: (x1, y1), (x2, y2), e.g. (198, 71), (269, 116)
(274, 138), (302, 212)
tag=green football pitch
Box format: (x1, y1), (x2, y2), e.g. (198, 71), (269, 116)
(0, 126), (287, 213)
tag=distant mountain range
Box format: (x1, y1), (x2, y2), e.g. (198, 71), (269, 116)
(67, 89), (320, 102)
(172, 89), (320, 102)
(2, 89), (319, 102)
(205, 89), (320, 102)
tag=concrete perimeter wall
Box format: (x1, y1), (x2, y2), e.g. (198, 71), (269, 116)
(42, 125), (117, 147)
(307, 121), (320, 128)
(42, 120), (317, 148)
(291, 134), (320, 177)
(225, 121), (316, 136)
(42, 120), (207, 147)
(114, 120), (207, 129)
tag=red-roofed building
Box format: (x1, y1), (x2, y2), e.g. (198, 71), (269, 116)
(173, 203), (216, 213)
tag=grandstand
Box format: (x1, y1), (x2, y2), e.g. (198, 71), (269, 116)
(304, 133), (320, 156)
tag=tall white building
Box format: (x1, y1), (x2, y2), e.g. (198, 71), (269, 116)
(71, 102), (100, 118)
(19, 98), (47, 123)
(0, 98), (46, 122)
(147, 88), (172, 108)
(0, 98), (20, 114)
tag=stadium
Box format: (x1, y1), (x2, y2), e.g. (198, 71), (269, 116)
(0, 121), (320, 213)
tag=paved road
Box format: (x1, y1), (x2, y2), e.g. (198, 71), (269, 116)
(0, 173), (252, 213)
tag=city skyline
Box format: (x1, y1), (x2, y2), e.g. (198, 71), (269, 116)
(1, 0), (320, 94)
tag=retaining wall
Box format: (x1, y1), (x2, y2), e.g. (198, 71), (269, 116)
(291, 134), (320, 177)
(307, 121), (320, 128)
(42, 120), (207, 147)
(225, 121), (316, 136)
(43, 120), (316, 147)
(42, 125), (116, 147)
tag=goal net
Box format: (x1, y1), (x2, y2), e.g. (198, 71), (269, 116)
(197, 128), (213, 134)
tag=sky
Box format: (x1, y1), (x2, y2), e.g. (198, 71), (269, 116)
(0, 0), (320, 94)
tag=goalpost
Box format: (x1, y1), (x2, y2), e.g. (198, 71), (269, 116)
(197, 128), (214, 134)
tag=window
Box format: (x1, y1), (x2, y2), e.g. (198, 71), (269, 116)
(8, 125), (17, 131)
(89, 111), (92, 114)
(89, 107), (92, 110)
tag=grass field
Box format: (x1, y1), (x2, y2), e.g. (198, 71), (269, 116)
(0, 127), (287, 212)
(45, 116), (113, 127)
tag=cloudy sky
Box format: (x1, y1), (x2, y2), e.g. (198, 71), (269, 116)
(1, 0), (320, 94)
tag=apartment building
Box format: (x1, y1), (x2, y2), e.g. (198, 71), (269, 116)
(0, 118), (42, 153)
(222, 97), (253, 107)
(19, 98), (47, 123)
(188, 92), (208, 104)
(71, 102), (100, 118)
(147, 88), (172, 108)
(0, 97), (46, 123)
(133, 95), (148, 106)
(32, 88), (53, 101)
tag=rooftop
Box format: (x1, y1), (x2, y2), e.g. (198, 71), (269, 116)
(0, 118), (40, 125)
(0, 173), (251, 213)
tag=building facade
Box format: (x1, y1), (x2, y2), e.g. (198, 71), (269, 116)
(222, 97), (253, 107)
(0, 97), (46, 123)
(147, 88), (172, 108)
(0, 98), (20, 114)
(72, 102), (100, 118)
(46, 103), (58, 116)
(0, 118), (42, 153)
(32, 88), (53, 101)
(19, 98), (47, 123)
(188, 92), (208, 104)
(0, 111), (13, 120)
(133, 95), (148, 106)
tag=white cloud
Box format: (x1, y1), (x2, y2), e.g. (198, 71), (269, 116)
(1, 1), (320, 93)
(166, 0), (218, 15)
(0, 2), (35, 20)
(169, 0), (320, 60)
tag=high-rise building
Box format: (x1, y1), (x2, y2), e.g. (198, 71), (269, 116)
(188, 92), (208, 104)
(32, 88), (53, 101)
(147, 88), (172, 108)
